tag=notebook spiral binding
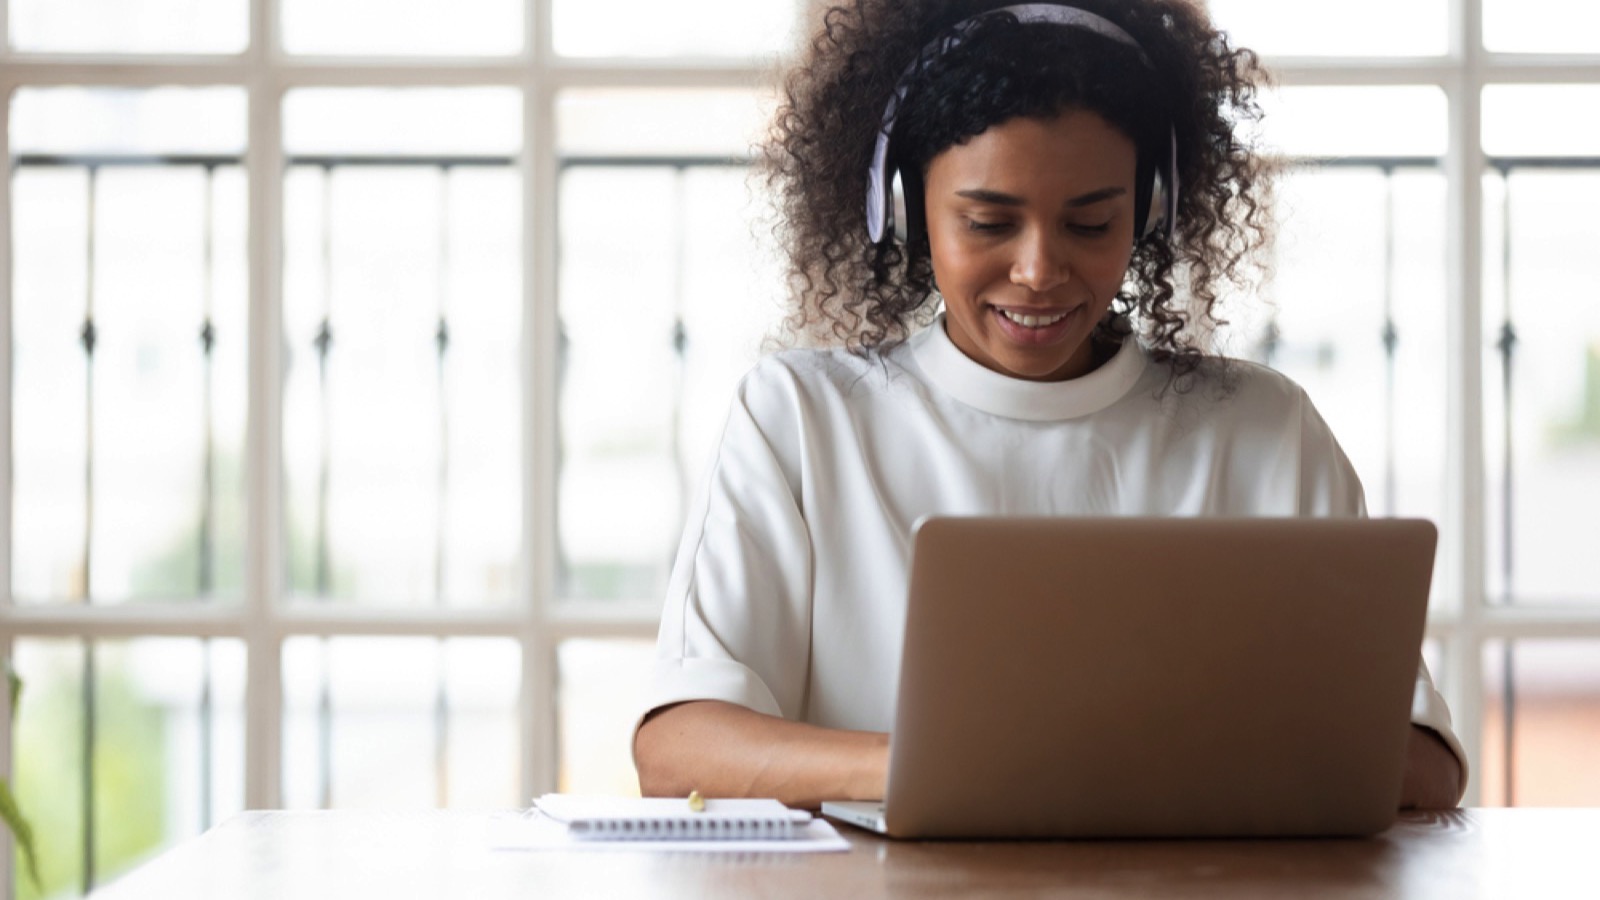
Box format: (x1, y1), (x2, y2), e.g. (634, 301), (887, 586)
(568, 817), (803, 841)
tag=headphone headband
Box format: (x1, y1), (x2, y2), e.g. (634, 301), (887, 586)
(865, 3), (1179, 245)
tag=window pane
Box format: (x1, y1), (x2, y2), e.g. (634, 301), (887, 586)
(283, 89), (520, 158)
(282, 0), (522, 56)
(1481, 641), (1600, 806)
(1482, 169), (1600, 606)
(12, 640), (85, 900)
(1256, 86), (1448, 159)
(282, 89), (522, 608)
(556, 164), (780, 603)
(1208, 0), (1447, 56)
(1483, 86), (1600, 159)
(10, 88), (248, 606)
(558, 640), (653, 795)
(1482, 87), (1600, 606)
(553, 0), (799, 58)
(556, 166), (682, 602)
(1239, 87), (1452, 606)
(1485, 0), (1600, 53)
(9, 0), (246, 54)
(11, 87), (246, 157)
(12, 638), (245, 900)
(557, 88), (771, 158)
(281, 637), (520, 809)
(443, 640), (523, 807)
(556, 89), (782, 604)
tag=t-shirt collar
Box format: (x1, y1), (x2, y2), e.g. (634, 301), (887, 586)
(910, 313), (1147, 421)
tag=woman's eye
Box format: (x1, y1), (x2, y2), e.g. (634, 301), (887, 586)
(965, 219), (1011, 234)
(1070, 222), (1113, 236)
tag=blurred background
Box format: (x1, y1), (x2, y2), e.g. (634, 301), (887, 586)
(2, 0), (1598, 896)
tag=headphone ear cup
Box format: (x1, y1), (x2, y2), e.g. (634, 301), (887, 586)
(891, 168), (911, 244)
(1144, 166), (1167, 240)
(1139, 129), (1180, 241)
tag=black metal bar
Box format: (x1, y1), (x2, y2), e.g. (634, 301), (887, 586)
(1488, 157), (1600, 172)
(11, 152), (745, 170)
(13, 153), (516, 169)
(14, 151), (1600, 173)
(318, 640), (333, 810)
(670, 168), (690, 574)
(434, 166), (453, 808)
(1286, 155), (1600, 170)
(316, 165), (336, 810)
(1499, 172), (1517, 609)
(1381, 167), (1400, 517)
(200, 641), (214, 831)
(81, 164), (99, 608)
(558, 155), (748, 170)
(1289, 155), (1445, 170)
(315, 165), (335, 604)
(200, 164), (218, 599)
(434, 165), (452, 613)
(1497, 169), (1519, 806)
(199, 164), (219, 831)
(81, 165), (100, 894)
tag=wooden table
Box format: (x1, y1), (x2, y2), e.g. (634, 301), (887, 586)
(89, 808), (1600, 899)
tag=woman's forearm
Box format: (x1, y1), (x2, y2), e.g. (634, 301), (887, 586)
(634, 700), (889, 809)
(638, 705), (1459, 812)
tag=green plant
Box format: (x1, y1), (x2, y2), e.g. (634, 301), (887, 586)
(1551, 342), (1600, 448)
(2, 664), (40, 890)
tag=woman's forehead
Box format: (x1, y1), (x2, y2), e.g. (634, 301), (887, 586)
(926, 111), (1139, 192)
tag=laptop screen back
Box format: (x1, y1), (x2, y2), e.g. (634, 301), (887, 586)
(884, 517), (1436, 839)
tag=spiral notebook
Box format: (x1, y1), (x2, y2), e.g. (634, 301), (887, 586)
(532, 794), (815, 841)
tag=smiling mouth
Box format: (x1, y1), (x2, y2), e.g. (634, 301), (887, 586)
(996, 307), (1075, 329)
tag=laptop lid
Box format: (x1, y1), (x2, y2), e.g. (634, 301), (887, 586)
(882, 516), (1436, 839)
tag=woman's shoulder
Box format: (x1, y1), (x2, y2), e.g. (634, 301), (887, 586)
(737, 342), (916, 409)
(1155, 354), (1319, 430)
(1162, 352), (1306, 401)
(1207, 355), (1310, 403)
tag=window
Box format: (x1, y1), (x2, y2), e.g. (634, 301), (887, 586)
(4, 2), (1599, 896)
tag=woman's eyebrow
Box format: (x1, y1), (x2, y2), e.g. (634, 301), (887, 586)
(954, 186), (1128, 207)
(1063, 186), (1128, 207)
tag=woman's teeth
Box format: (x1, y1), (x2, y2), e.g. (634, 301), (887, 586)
(999, 309), (1071, 328)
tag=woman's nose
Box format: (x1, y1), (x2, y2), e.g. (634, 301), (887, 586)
(1009, 228), (1070, 292)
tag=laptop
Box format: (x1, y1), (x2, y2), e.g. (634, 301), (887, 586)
(822, 516), (1436, 839)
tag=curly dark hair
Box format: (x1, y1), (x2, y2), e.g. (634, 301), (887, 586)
(761, 0), (1274, 384)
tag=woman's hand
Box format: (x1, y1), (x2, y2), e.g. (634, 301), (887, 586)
(1400, 724), (1463, 810)
(634, 700), (889, 810)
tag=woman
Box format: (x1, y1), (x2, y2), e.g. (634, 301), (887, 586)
(632, 0), (1467, 810)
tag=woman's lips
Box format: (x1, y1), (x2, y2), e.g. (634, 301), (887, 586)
(990, 304), (1083, 345)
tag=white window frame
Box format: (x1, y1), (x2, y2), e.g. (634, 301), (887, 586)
(2, 1), (1600, 892)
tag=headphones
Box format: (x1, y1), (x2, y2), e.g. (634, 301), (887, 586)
(865, 3), (1179, 247)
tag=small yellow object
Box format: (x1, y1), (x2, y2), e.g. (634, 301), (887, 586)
(687, 790), (706, 812)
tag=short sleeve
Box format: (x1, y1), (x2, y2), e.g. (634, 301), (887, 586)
(1411, 657), (1470, 802)
(632, 364), (815, 745)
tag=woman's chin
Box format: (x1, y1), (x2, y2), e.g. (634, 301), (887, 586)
(987, 345), (1093, 382)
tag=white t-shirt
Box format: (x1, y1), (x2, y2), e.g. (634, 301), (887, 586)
(644, 315), (1468, 785)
